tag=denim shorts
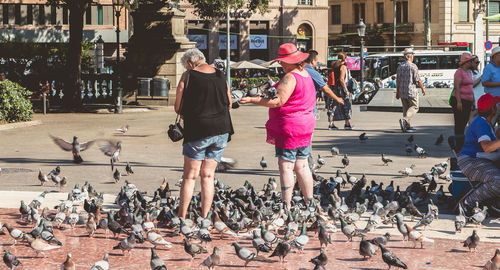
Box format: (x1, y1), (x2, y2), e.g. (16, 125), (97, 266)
(183, 133), (229, 162)
(275, 145), (311, 162)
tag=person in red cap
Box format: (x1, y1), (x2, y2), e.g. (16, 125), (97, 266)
(458, 93), (500, 216)
(240, 43), (316, 209)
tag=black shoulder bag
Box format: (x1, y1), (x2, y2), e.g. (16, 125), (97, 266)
(168, 71), (190, 142)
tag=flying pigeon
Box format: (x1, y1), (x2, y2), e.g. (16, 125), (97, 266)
(216, 157), (237, 172)
(50, 135), (94, 163)
(99, 140), (121, 171)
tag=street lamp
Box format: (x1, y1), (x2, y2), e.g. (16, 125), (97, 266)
(95, 35), (104, 74)
(113, 0), (124, 113)
(357, 19), (366, 93)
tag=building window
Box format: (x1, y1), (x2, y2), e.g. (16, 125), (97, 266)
(50, 5), (57, 25)
(85, 6), (91, 25)
(458, 0), (469, 22)
(331, 5), (341, 25)
(38, 5), (45, 25)
(489, 1), (500, 22)
(27, 5), (33, 24)
(63, 7), (68, 24)
(3, 5), (9, 25)
(14, 4), (21, 25)
(376, 3), (384, 23)
(298, 0), (312, 5)
(97, 5), (103, 25)
(397, 1), (408, 23)
(353, 3), (365, 23)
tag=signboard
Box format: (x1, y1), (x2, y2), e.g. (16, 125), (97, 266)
(219, 35), (237, 50)
(485, 40), (493, 50)
(250, 35), (267, 50)
(187, 34), (207, 50)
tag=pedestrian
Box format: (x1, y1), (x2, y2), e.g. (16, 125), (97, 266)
(481, 46), (500, 127)
(396, 48), (426, 133)
(458, 93), (500, 216)
(387, 75), (397, 88)
(0, 70), (6, 82)
(329, 52), (354, 130)
(239, 43), (315, 209)
(175, 48), (234, 219)
(450, 53), (481, 135)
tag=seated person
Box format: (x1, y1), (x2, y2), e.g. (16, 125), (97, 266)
(458, 93), (500, 215)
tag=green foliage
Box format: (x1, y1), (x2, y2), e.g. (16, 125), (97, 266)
(187, 0), (270, 19)
(231, 76), (279, 90)
(0, 80), (33, 123)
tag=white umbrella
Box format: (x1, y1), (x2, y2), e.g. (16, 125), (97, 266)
(231, 60), (268, 70)
(261, 61), (282, 68)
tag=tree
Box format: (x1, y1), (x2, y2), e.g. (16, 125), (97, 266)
(46, 0), (93, 111)
(187, 0), (270, 19)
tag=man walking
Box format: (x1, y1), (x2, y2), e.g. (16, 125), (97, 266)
(482, 46), (500, 126)
(396, 48), (426, 133)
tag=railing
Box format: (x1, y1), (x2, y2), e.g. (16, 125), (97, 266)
(380, 23), (415, 33)
(341, 23), (414, 34)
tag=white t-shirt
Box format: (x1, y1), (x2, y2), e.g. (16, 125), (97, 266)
(472, 72), (484, 108)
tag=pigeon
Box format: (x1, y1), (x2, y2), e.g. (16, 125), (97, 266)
(49, 166), (61, 176)
(370, 232), (391, 246)
(318, 223), (332, 248)
(414, 144), (428, 158)
(107, 211), (129, 238)
(50, 135), (94, 163)
(359, 132), (368, 142)
(216, 157), (237, 172)
(61, 253), (75, 270)
(291, 223), (309, 253)
(359, 236), (377, 260)
(99, 140), (121, 171)
(405, 144), (413, 155)
(381, 154), (393, 166)
(330, 146), (340, 156)
(395, 214), (409, 241)
(407, 135), (414, 144)
(116, 124), (129, 134)
(38, 169), (48, 186)
(86, 213), (97, 237)
(180, 218), (196, 239)
(198, 222), (212, 245)
(340, 217), (364, 242)
(379, 244), (408, 269)
(405, 224), (434, 249)
(455, 204), (467, 233)
(150, 248), (167, 270)
(112, 234), (136, 255)
(90, 253), (109, 270)
(269, 241), (291, 263)
(260, 156), (267, 170)
(399, 164), (415, 177)
(463, 229), (480, 252)
(232, 242), (270, 267)
(125, 162), (134, 175)
(483, 249), (499, 270)
(406, 197), (423, 221)
(310, 248), (328, 267)
(2, 224), (24, 245)
(184, 238), (207, 261)
(435, 134), (444, 145)
(200, 246), (221, 270)
(51, 174), (67, 191)
(68, 207), (79, 229)
(261, 224), (278, 247)
(468, 206), (488, 226)
(342, 154), (349, 168)
(252, 230), (271, 255)
(113, 169), (121, 183)
(25, 234), (60, 257)
(3, 249), (21, 270)
(317, 154), (326, 166)
(413, 212), (435, 231)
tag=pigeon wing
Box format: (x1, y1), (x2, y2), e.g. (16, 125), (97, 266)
(50, 135), (73, 151)
(99, 140), (119, 156)
(80, 140), (95, 152)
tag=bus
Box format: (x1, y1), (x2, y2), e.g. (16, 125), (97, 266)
(364, 50), (466, 88)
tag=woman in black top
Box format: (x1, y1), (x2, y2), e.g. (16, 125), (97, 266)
(175, 48), (234, 219)
(329, 52), (354, 130)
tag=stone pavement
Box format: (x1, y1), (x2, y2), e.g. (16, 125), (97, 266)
(365, 88), (453, 113)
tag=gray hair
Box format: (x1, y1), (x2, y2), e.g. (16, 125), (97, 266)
(181, 48), (206, 69)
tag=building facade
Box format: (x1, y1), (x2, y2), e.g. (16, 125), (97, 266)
(181, 0), (330, 63)
(0, 0), (129, 61)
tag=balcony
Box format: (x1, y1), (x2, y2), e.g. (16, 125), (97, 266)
(342, 24), (372, 34)
(379, 22), (415, 33)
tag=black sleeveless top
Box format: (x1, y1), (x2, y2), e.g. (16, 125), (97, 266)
(181, 69), (234, 143)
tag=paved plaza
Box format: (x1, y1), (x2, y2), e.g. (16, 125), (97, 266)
(0, 104), (499, 269)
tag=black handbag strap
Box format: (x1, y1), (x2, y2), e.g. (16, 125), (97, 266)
(176, 70), (191, 123)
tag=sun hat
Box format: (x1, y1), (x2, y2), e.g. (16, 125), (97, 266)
(491, 47), (500, 58)
(272, 43), (309, 64)
(459, 53), (477, 66)
(403, 48), (414, 55)
(477, 93), (500, 112)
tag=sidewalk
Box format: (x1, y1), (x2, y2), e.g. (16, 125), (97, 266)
(364, 88), (452, 113)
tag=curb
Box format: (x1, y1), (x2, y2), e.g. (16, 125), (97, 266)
(0, 120), (42, 131)
(362, 105), (453, 113)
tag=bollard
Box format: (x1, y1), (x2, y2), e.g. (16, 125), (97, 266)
(43, 93), (47, 115)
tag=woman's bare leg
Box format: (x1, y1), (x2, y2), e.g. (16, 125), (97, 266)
(200, 159), (218, 218)
(177, 156), (202, 219)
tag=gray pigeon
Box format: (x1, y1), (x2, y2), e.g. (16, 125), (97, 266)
(330, 146), (340, 156)
(260, 156), (267, 170)
(318, 223), (332, 248)
(3, 249), (21, 270)
(232, 242), (270, 267)
(463, 229), (480, 252)
(468, 206), (488, 226)
(125, 162), (134, 175)
(184, 238), (207, 261)
(200, 246), (221, 270)
(370, 232), (391, 246)
(269, 241), (291, 263)
(50, 135), (94, 163)
(359, 236), (377, 260)
(455, 204), (466, 233)
(112, 234), (136, 255)
(379, 244), (408, 269)
(395, 214), (409, 241)
(252, 230), (271, 255)
(90, 253), (109, 270)
(99, 140), (121, 171)
(309, 248), (328, 267)
(291, 222), (309, 253)
(340, 217), (364, 242)
(150, 248), (166, 270)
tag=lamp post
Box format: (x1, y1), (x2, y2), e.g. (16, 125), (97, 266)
(357, 19), (366, 93)
(113, 0), (124, 114)
(95, 35), (104, 74)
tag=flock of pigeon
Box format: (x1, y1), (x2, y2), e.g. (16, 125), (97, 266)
(1, 125), (500, 270)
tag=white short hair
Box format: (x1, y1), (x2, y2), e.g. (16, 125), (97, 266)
(181, 48), (206, 69)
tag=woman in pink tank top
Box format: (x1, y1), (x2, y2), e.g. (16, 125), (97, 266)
(240, 43), (316, 209)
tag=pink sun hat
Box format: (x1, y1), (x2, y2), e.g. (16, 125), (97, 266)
(272, 43), (309, 64)
(458, 53), (477, 66)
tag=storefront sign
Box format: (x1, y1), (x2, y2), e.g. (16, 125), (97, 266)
(250, 35), (267, 49)
(187, 35), (207, 50)
(219, 35), (237, 50)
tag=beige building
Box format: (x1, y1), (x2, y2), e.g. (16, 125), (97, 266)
(328, 0), (499, 54)
(181, 0), (330, 63)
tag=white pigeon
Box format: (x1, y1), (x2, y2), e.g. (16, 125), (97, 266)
(399, 164), (415, 176)
(147, 230), (172, 249)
